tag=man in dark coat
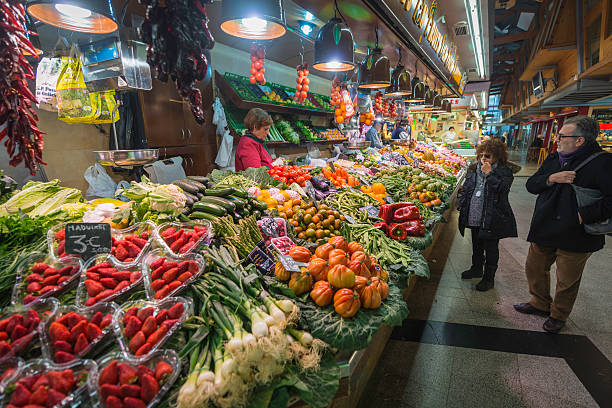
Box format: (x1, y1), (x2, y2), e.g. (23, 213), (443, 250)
(514, 116), (612, 333)
(458, 139), (518, 291)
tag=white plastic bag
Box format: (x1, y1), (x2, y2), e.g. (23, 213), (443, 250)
(35, 57), (62, 111)
(84, 163), (117, 199)
(215, 129), (234, 168)
(144, 157), (186, 184)
(307, 144), (322, 158)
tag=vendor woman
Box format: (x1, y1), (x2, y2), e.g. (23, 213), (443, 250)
(235, 108), (273, 171)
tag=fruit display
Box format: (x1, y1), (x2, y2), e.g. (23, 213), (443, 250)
(249, 44), (266, 85)
(359, 110), (375, 126)
(254, 187), (302, 211)
(279, 202), (346, 243)
(318, 128), (345, 140)
(294, 64), (310, 104)
(320, 166), (360, 188)
(374, 203), (426, 239)
(266, 164), (311, 187)
(156, 224), (210, 256)
(144, 253), (203, 300)
(79, 258), (143, 307)
(373, 92), (383, 114)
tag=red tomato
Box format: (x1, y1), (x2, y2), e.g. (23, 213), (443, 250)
(254, 61), (263, 70)
(255, 72), (265, 83)
(249, 76), (256, 84)
(250, 67), (257, 75)
(250, 56), (258, 63)
(303, 78), (310, 85)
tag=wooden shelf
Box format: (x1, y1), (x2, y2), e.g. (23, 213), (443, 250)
(215, 71), (334, 117)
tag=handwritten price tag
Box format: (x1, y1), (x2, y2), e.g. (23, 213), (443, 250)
(65, 223), (112, 260)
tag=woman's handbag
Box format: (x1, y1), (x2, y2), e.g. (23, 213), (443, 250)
(572, 151), (612, 236)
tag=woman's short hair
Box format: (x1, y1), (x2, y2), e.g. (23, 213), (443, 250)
(244, 108), (273, 131)
(476, 139), (508, 165)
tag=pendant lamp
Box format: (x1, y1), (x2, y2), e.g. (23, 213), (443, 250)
(358, 48), (390, 89)
(313, 17), (354, 71)
(220, 0), (286, 40)
(405, 75), (424, 103)
(27, 0), (117, 34)
(442, 99), (452, 113)
(423, 86), (436, 107)
(431, 92), (445, 112)
(386, 50), (411, 96)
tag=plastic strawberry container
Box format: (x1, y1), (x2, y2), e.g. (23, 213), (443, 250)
(0, 298), (58, 362)
(11, 252), (83, 305)
(47, 222), (75, 260)
(113, 297), (192, 358)
(257, 217), (288, 245)
(109, 222), (156, 265)
(141, 249), (205, 300)
(0, 358), (24, 393)
(87, 349), (181, 408)
(270, 236), (297, 255)
(153, 221), (212, 257)
(76, 255), (146, 308)
(0, 357), (96, 408)
(40, 302), (119, 364)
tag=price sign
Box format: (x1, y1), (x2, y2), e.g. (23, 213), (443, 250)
(277, 254), (306, 273)
(248, 245), (275, 275)
(343, 213), (357, 224)
(360, 205), (380, 218)
(304, 180), (319, 208)
(385, 196), (395, 204)
(65, 223), (112, 260)
(328, 161), (336, 173)
(358, 176), (371, 186)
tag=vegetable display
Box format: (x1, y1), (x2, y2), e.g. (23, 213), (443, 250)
(267, 164), (311, 186)
(294, 64), (310, 103)
(249, 43), (266, 85)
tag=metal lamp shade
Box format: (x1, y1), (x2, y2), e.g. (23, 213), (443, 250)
(431, 94), (445, 112)
(386, 65), (411, 96)
(313, 17), (355, 71)
(422, 87), (435, 107)
(358, 48), (390, 89)
(220, 0), (286, 40)
(27, 0), (117, 34)
(405, 77), (425, 102)
(442, 99), (452, 113)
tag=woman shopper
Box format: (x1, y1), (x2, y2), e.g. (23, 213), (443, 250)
(235, 108), (273, 171)
(458, 139), (518, 291)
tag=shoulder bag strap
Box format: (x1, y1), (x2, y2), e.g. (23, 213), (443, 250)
(573, 151), (607, 172)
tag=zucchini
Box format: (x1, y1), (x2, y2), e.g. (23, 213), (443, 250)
(184, 192), (197, 206)
(226, 195), (247, 209)
(185, 179), (207, 191)
(187, 176), (210, 184)
(199, 196), (236, 212)
(204, 187), (236, 197)
(231, 187), (248, 198)
(189, 211), (219, 221)
(179, 214), (191, 222)
(251, 199), (268, 211)
(192, 202), (227, 216)
(173, 180), (198, 194)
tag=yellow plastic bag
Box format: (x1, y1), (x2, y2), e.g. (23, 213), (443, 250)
(56, 56), (100, 123)
(91, 91), (119, 124)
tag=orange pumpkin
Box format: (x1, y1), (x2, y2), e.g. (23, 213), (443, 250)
(307, 257), (328, 281)
(328, 236), (348, 252)
(347, 241), (363, 255)
(328, 249), (349, 267)
(333, 289), (361, 318)
(314, 243), (334, 260)
(371, 277), (389, 300)
(353, 275), (368, 293)
(289, 271), (312, 295)
(310, 281), (334, 307)
(360, 280), (382, 309)
(275, 262), (290, 281)
(327, 264), (355, 289)
(289, 246), (311, 263)
(350, 251), (371, 268)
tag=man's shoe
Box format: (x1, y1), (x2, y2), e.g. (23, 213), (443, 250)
(513, 303), (550, 317)
(475, 279), (494, 291)
(543, 317), (565, 334)
(461, 268), (483, 279)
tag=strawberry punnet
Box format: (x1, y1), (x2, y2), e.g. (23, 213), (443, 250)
(0, 309), (41, 359)
(82, 261), (142, 306)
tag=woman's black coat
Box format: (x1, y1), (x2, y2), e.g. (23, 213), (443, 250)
(458, 163), (518, 240)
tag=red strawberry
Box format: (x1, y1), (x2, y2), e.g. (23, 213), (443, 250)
(98, 268), (118, 279)
(0, 332), (7, 341)
(85, 298), (96, 307)
(126, 236), (147, 249)
(151, 279), (166, 291)
(61, 312), (84, 329)
(150, 267), (165, 281)
(112, 271), (131, 281)
(10, 335), (33, 354)
(146, 325), (168, 346)
(114, 281), (130, 293)
(124, 242), (140, 258)
(42, 274), (61, 286)
(100, 314), (112, 330)
(53, 340), (72, 354)
(137, 365), (155, 378)
(0, 341), (12, 355)
(162, 261), (178, 271)
(0, 317), (8, 331)
(154, 310), (168, 325)
(7, 315), (24, 333)
(49, 322), (70, 343)
(31, 374), (49, 390)
(135, 343), (152, 356)
(118, 363), (138, 385)
(9, 384), (31, 406)
(120, 384), (142, 399)
(90, 312), (103, 327)
(73, 333), (89, 355)
(88, 262), (111, 272)
(85, 280), (104, 297)
(18, 374), (38, 389)
(24, 310), (40, 330)
(100, 278), (118, 289)
(57, 240), (65, 256)
(86, 271), (101, 281)
(168, 303), (185, 319)
(26, 282), (42, 293)
(29, 384), (48, 405)
(167, 281), (182, 292)
(161, 319), (179, 331)
(154, 286), (171, 300)
(54, 350), (74, 363)
(23, 294), (38, 304)
(57, 276), (71, 285)
(61, 369), (75, 390)
(105, 395), (123, 408)
(130, 271), (141, 283)
(86, 322), (103, 342)
(155, 361), (173, 382)
(170, 237), (187, 253)
(11, 324), (27, 341)
(69, 320), (88, 342)
(123, 307), (138, 325)
(140, 231), (150, 240)
(58, 266), (74, 276)
(100, 384), (121, 399)
(48, 370), (71, 394)
(31, 263), (48, 274)
(56, 229), (66, 240)
(140, 373), (159, 403)
(161, 227), (175, 238)
(114, 245), (129, 261)
(137, 308), (154, 322)
(43, 268), (59, 278)
(99, 361), (118, 385)
(39, 285), (60, 295)
(150, 257), (165, 270)
(177, 272), (193, 283)
(128, 331), (145, 354)
(26, 273), (43, 283)
(46, 389), (66, 407)
(179, 241), (196, 254)
(141, 316), (157, 337)
(95, 289), (114, 302)
(124, 397), (146, 408)
(124, 316), (142, 339)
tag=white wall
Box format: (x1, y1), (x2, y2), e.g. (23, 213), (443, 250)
(210, 42), (332, 96)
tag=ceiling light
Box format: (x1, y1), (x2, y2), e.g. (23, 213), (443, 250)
(27, 0), (118, 34)
(298, 21), (316, 36)
(358, 48), (390, 89)
(422, 87), (436, 107)
(386, 53), (411, 96)
(220, 0), (286, 40)
(465, 0), (485, 78)
(313, 17), (354, 71)
(304, 11), (313, 21)
(404, 76), (425, 102)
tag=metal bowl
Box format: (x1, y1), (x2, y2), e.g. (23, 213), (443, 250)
(94, 149), (159, 167)
(343, 140), (371, 149)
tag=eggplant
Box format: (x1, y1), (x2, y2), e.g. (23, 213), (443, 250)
(309, 176), (330, 192)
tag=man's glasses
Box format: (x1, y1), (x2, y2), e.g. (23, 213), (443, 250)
(558, 134), (583, 139)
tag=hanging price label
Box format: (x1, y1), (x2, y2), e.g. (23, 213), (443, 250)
(304, 180), (319, 208)
(277, 254), (306, 273)
(248, 246), (275, 276)
(360, 205), (380, 218)
(328, 161), (336, 173)
(65, 223), (112, 260)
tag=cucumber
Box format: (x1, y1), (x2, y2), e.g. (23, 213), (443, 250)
(187, 176), (210, 184)
(192, 202), (227, 216)
(173, 180), (198, 194)
(179, 214), (191, 222)
(204, 187), (236, 197)
(231, 187), (248, 198)
(199, 196), (236, 212)
(185, 179), (207, 191)
(226, 195), (247, 209)
(189, 211), (219, 221)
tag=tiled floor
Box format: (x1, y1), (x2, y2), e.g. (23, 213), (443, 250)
(359, 172), (612, 407)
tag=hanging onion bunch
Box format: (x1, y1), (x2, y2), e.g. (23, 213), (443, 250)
(0, 0), (45, 175)
(140, 0), (215, 124)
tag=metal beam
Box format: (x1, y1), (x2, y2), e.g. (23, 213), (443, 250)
(494, 31), (537, 45)
(576, 0), (585, 75)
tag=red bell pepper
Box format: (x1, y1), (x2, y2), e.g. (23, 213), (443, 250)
(389, 223), (408, 240)
(373, 221), (389, 235)
(403, 220), (426, 237)
(378, 203), (415, 223)
(393, 205), (420, 222)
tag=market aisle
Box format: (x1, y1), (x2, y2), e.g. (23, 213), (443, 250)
(358, 177), (612, 408)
